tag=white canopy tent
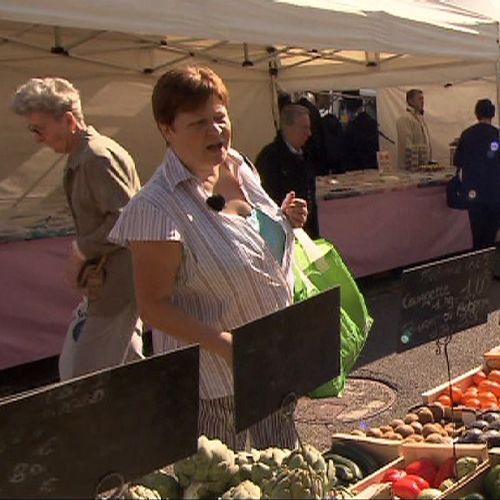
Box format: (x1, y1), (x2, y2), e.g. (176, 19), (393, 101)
(1, 0), (499, 238)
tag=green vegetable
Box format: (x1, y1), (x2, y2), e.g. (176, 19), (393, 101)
(262, 467), (326, 499)
(173, 435), (237, 497)
(439, 478), (456, 492)
(484, 464), (500, 500)
(456, 457), (479, 479)
(418, 488), (443, 499)
(221, 480), (261, 499)
(134, 471), (181, 499)
(123, 484), (161, 499)
(461, 493), (486, 500)
(325, 441), (379, 476)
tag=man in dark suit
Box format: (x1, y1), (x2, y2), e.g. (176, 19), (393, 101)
(255, 104), (319, 239)
(454, 98), (500, 250)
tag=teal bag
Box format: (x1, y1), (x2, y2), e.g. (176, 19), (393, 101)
(293, 229), (373, 398)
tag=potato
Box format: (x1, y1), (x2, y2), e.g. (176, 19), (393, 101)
(427, 402), (445, 422)
(366, 427), (383, 438)
(379, 425), (394, 434)
(425, 432), (445, 443)
(394, 424), (415, 438)
(403, 413), (419, 424)
(410, 421), (423, 434)
(417, 407), (434, 424)
(390, 419), (405, 429)
(422, 423), (441, 438)
(350, 429), (366, 436)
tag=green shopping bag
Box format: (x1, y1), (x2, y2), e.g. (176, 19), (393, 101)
(293, 229), (373, 398)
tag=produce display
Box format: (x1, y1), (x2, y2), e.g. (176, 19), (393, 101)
(125, 435), (384, 499)
(118, 350), (500, 500)
(433, 369), (500, 411)
(455, 463), (500, 500)
(370, 456), (480, 499)
(348, 404), (457, 444)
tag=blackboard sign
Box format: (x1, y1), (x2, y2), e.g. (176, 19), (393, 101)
(233, 287), (341, 433)
(0, 346), (199, 499)
(0, 355), (59, 400)
(398, 248), (494, 352)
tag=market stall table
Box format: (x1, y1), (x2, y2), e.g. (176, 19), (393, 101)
(316, 168), (472, 277)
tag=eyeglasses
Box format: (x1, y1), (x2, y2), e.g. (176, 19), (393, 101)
(27, 124), (43, 136)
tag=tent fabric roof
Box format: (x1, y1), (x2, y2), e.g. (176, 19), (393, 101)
(0, 0), (498, 60)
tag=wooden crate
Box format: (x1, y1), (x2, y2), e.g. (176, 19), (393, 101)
(350, 443), (488, 498)
(330, 433), (400, 465)
(443, 449), (500, 498)
(421, 365), (485, 404)
(484, 345), (500, 370)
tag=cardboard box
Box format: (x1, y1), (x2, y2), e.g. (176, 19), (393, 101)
(350, 443), (488, 498)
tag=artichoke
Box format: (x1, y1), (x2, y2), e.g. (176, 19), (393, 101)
(122, 484), (161, 499)
(262, 467), (326, 499)
(221, 480), (261, 499)
(174, 435), (237, 497)
(133, 471), (181, 499)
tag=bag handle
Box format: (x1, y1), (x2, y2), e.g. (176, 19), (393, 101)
(293, 228), (329, 262)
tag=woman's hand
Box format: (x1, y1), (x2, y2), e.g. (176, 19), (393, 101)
(281, 191), (308, 228)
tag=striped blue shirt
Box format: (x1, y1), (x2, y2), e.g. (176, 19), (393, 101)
(109, 147), (295, 398)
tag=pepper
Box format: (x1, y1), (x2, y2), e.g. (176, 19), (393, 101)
(392, 476), (423, 500)
(381, 468), (407, 483)
(433, 457), (455, 488)
(405, 459), (438, 488)
(484, 464), (500, 500)
(405, 474), (429, 491)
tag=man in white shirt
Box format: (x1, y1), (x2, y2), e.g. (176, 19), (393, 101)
(396, 89), (432, 169)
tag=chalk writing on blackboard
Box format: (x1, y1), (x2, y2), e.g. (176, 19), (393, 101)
(398, 248), (494, 351)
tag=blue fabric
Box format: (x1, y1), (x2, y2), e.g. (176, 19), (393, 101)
(248, 208), (286, 264)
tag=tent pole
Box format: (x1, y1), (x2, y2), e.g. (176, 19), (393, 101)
(269, 60), (279, 131)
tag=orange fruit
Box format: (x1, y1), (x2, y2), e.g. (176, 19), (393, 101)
(462, 397), (481, 409)
(464, 386), (479, 397)
(481, 401), (499, 410)
(478, 380), (500, 398)
(477, 391), (498, 404)
(488, 370), (500, 384)
(437, 394), (452, 407)
(472, 370), (487, 386)
(449, 386), (463, 403)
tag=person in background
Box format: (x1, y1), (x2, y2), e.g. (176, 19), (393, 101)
(396, 88), (432, 169)
(317, 92), (344, 174)
(11, 77), (143, 380)
(341, 97), (379, 171)
(454, 98), (500, 250)
(108, 65), (307, 449)
(297, 92), (328, 176)
(256, 104), (320, 239)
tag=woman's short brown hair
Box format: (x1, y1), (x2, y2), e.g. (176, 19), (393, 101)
(152, 65), (229, 126)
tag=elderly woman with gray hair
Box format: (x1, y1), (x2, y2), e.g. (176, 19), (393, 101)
(11, 77), (143, 379)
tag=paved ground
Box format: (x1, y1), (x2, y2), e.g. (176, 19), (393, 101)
(295, 269), (500, 452)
